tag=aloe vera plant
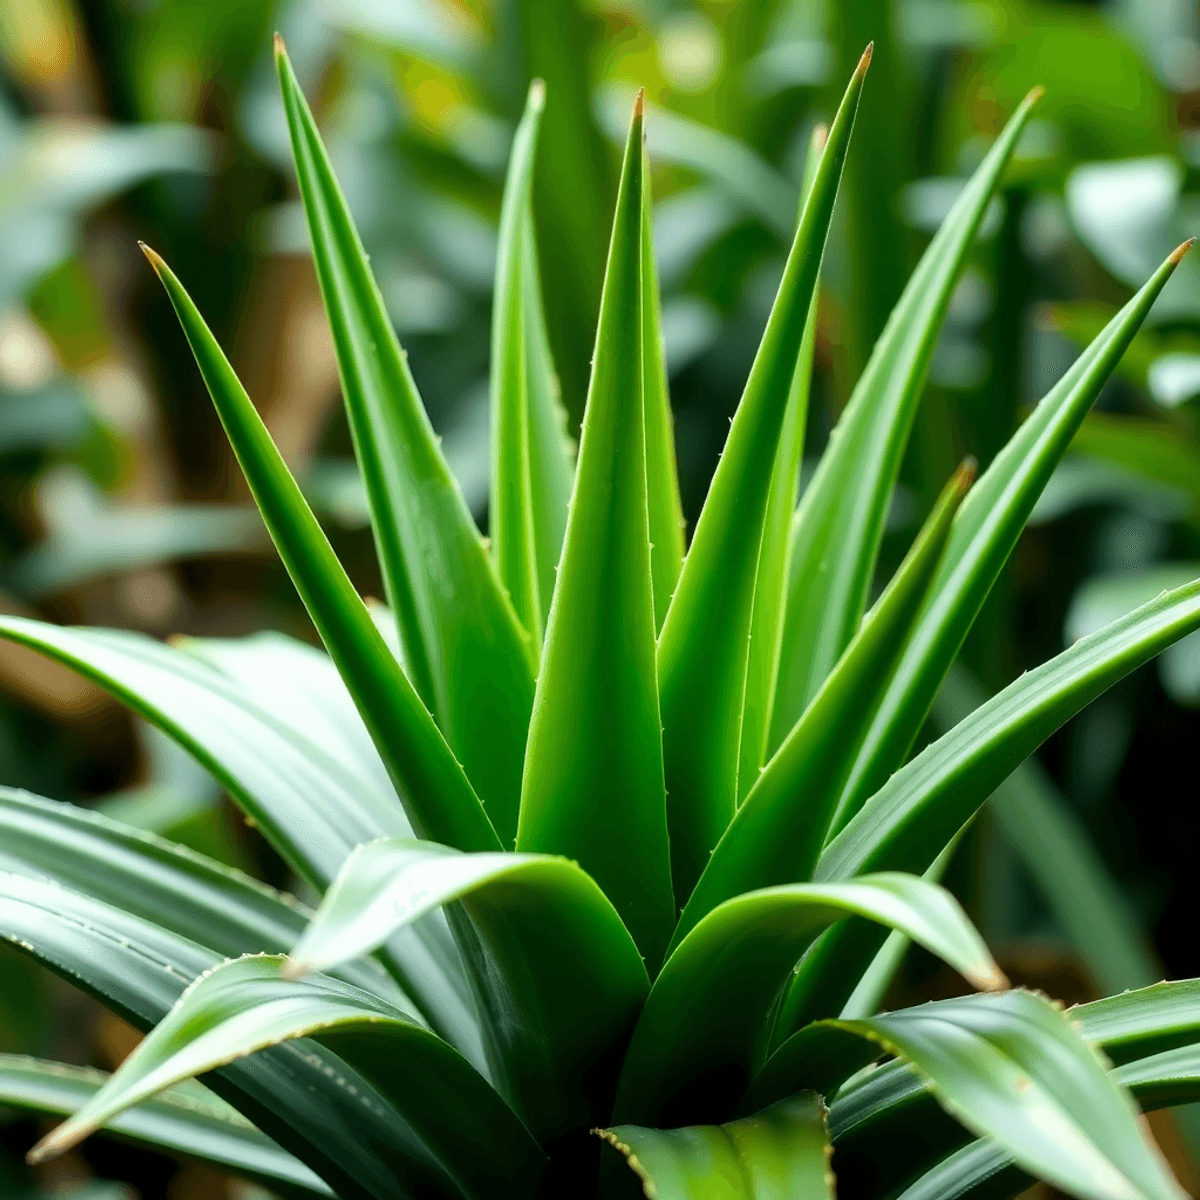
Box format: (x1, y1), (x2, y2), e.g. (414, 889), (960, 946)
(3, 40), (1200, 1200)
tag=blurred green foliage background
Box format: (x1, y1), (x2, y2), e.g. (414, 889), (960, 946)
(2, 0), (1200, 1195)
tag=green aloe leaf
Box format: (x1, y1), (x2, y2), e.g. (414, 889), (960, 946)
(490, 80), (545, 640)
(0, 1056), (331, 1200)
(28, 955), (546, 1200)
(640, 134), (686, 630)
(285, 837), (649, 1139)
(598, 1092), (833, 1200)
(833, 242), (1194, 831)
(656, 49), (870, 902)
(0, 873), (456, 1200)
(522, 212), (575, 627)
(779, 577), (1200, 1035)
(0, 619), (477, 1055)
(674, 462), (974, 949)
(0, 787), (400, 1002)
(516, 92), (675, 968)
(771, 88), (1042, 746)
(736, 123), (826, 800)
(275, 42), (535, 840)
(613, 872), (1002, 1127)
(144, 247), (500, 857)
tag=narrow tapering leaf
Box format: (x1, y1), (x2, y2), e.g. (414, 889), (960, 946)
(516, 93), (675, 967)
(656, 48), (870, 902)
(614, 873), (1001, 1128)
(736, 123), (826, 801)
(599, 1092), (833, 1200)
(490, 79), (545, 639)
(275, 42), (534, 842)
(640, 136), (685, 630)
(143, 248), (500, 857)
(771, 88), (1043, 746)
(832, 241), (1194, 831)
(673, 462), (975, 949)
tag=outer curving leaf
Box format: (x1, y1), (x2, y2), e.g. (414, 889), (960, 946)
(736, 124), (825, 802)
(598, 1092), (834, 1200)
(522, 212), (575, 627)
(28, 956), (546, 1200)
(772, 88), (1042, 745)
(0, 788), (400, 1002)
(143, 247), (500, 857)
(613, 873), (1002, 1128)
(0, 1056), (331, 1200)
(674, 463), (974, 949)
(516, 93), (675, 968)
(0, 873), (469, 1200)
(490, 79), (545, 639)
(0, 619), (478, 1056)
(640, 135), (686, 630)
(656, 50), (869, 902)
(833, 243), (1194, 832)
(285, 838), (649, 1140)
(275, 43), (535, 842)
(778, 578), (1200, 1036)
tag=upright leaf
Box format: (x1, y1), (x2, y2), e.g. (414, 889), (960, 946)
(656, 49), (870, 902)
(275, 43), (535, 841)
(674, 462), (973, 947)
(771, 89), (1042, 746)
(599, 1092), (833, 1200)
(143, 248), (500, 858)
(516, 93), (675, 968)
(640, 135), (686, 629)
(834, 242), (1194, 830)
(490, 80), (545, 640)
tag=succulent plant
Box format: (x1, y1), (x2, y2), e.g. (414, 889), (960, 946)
(3, 39), (1200, 1200)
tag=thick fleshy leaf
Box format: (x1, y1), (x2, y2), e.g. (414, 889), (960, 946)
(0, 617), (478, 1056)
(656, 49), (870, 902)
(640, 135), (686, 631)
(28, 956), (546, 1200)
(674, 463), (974, 948)
(275, 43), (535, 841)
(0, 873), (472, 1200)
(613, 873), (1002, 1127)
(771, 89), (1042, 745)
(490, 80), (545, 639)
(0, 787), (400, 1002)
(522, 213), (575, 627)
(599, 1092), (833, 1200)
(736, 124), (825, 801)
(286, 838), (649, 1139)
(779, 577), (1200, 1035)
(144, 247), (500, 856)
(0, 1056), (331, 1199)
(516, 93), (675, 967)
(832, 242), (1194, 832)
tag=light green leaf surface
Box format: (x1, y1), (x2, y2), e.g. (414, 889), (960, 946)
(28, 956), (546, 1200)
(833, 243), (1192, 831)
(0, 1055), (331, 1199)
(772, 89), (1042, 746)
(736, 123), (825, 801)
(614, 873), (1001, 1127)
(599, 1092), (833, 1200)
(276, 43), (535, 841)
(516, 93), (675, 968)
(490, 80), (545, 639)
(284, 837), (649, 1137)
(144, 246), (500, 856)
(675, 463), (973, 948)
(656, 50), (869, 902)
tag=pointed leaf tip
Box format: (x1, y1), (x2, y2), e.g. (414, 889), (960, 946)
(138, 242), (164, 272)
(857, 42), (874, 73)
(1170, 237), (1196, 265)
(273, 31), (286, 56)
(529, 78), (546, 110)
(956, 455), (978, 491)
(812, 123), (829, 153)
(634, 88), (645, 117)
(1026, 84), (1046, 105)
